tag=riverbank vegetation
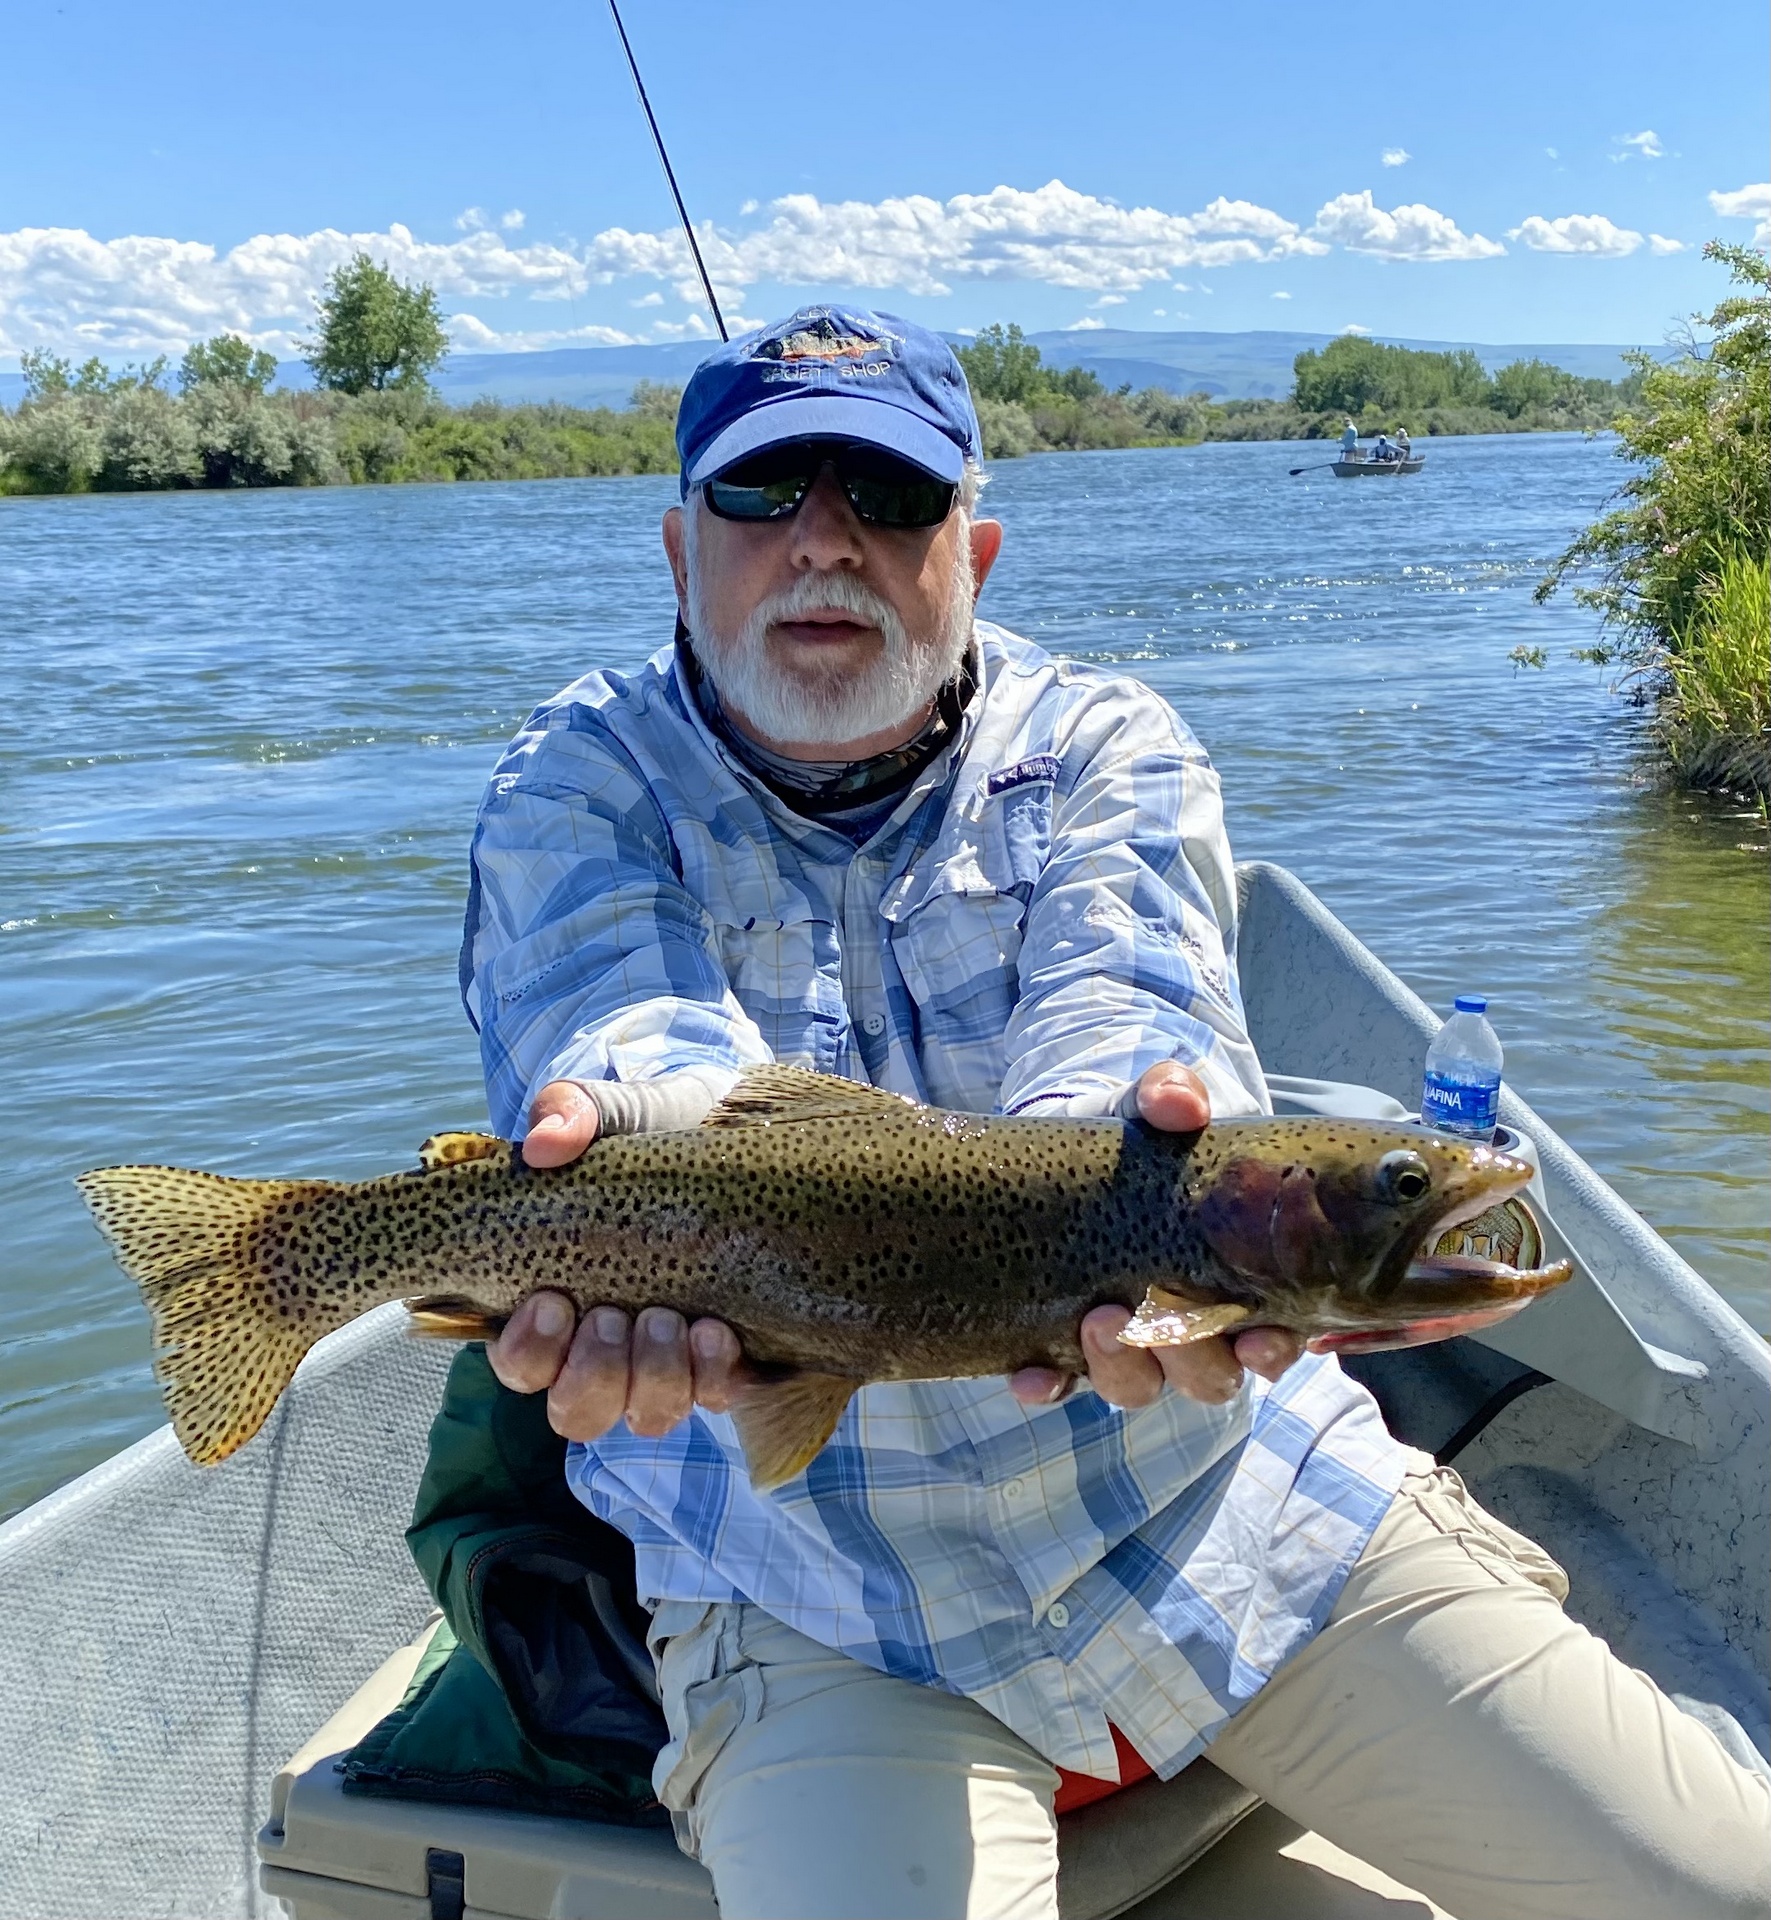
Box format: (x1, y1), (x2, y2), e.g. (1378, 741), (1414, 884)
(1538, 243), (1769, 799)
(955, 324), (1640, 456)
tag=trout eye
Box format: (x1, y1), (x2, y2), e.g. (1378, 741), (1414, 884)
(1377, 1150), (1432, 1204)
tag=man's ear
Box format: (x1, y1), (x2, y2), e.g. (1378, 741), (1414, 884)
(969, 516), (1004, 599)
(662, 504), (690, 614)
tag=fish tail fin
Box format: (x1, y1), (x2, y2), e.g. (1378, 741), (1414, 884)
(76, 1163), (333, 1467)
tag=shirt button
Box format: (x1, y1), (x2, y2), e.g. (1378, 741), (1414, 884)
(1046, 1602), (1071, 1630)
(860, 1013), (886, 1037)
(1004, 1478), (1025, 1501)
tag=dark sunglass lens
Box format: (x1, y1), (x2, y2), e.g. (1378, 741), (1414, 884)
(703, 442), (830, 520)
(844, 470), (956, 528)
(705, 476), (805, 520)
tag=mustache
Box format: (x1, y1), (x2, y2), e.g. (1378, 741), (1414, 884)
(748, 570), (906, 642)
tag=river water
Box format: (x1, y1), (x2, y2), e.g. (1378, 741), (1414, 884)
(3, 433), (1766, 1521)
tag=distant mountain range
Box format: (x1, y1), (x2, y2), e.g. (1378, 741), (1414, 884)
(0, 328), (1651, 411)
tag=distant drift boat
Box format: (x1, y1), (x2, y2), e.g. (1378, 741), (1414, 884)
(1333, 449), (1426, 478)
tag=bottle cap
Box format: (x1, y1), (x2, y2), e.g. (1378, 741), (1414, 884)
(1454, 994), (1489, 1015)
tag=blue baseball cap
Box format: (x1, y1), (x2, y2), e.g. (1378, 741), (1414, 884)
(676, 305), (982, 497)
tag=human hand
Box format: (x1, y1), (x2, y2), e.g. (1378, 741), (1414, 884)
(1008, 1061), (1306, 1410)
(489, 1080), (751, 1439)
(518, 1079), (602, 1169)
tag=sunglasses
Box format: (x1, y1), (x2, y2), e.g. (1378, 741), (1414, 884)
(701, 439), (957, 530)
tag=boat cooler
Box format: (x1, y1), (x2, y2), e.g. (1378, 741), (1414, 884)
(258, 1616), (1260, 1920)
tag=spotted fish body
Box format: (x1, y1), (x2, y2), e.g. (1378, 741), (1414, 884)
(77, 1066), (1570, 1487)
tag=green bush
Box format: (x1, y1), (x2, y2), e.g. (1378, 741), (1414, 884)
(1539, 243), (1770, 794)
(1656, 549), (1771, 793)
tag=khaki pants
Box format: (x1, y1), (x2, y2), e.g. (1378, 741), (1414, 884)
(649, 1464), (1771, 1920)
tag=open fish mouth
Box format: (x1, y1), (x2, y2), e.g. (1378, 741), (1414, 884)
(1401, 1250), (1575, 1292)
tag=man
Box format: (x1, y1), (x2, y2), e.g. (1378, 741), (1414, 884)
(457, 305), (1769, 1919)
(1341, 417), (1360, 459)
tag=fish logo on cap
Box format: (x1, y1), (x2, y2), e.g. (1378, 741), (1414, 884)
(753, 308), (901, 382)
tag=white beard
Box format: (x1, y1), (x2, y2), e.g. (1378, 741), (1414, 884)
(685, 512), (975, 751)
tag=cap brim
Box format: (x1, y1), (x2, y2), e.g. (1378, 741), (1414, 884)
(684, 393), (967, 487)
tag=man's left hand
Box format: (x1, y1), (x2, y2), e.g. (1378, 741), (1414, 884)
(1008, 1061), (1306, 1410)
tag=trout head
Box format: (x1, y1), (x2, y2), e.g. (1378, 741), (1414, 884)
(1186, 1120), (1568, 1328)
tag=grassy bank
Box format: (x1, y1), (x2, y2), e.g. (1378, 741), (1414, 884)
(0, 369), (678, 495)
(1538, 243), (1770, 800)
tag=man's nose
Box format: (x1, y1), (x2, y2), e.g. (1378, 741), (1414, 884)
(787, 465), (866, 571)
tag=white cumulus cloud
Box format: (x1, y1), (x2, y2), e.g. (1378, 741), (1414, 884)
(0, 181), (1342, 358)
(1613, 130), (1664, 161)
(1648, 234), (1686, 254)
(1063, 315), (1108, 330)
(1381, 148), (1411, 168)
(1709, 182), (1771, 244)
(1271, 290), (1291, 299)
(1310, 192), (1505, 261)
(1340, 323), (1373, 335)
(1510, 213), (1643, 256)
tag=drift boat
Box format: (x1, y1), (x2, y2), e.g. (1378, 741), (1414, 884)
(1333, 449), (1426, 478)
(0, 861), (1764, 1920)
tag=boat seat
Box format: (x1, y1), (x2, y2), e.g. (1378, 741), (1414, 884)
(259, 1618), (1260, 1920)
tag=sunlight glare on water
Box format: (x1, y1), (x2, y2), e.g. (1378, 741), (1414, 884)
(3, 433), (1765, 1519)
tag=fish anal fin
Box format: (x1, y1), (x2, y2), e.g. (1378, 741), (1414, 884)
(703, 1065), (917, 1130)
(418, 1131), (508, 1171)
(729, 1371), (859, 1490)
(1118, 1289), (1253, 1349)
(406, 1296), (509, 1341)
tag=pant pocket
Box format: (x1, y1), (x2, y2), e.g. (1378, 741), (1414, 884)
(652, 1603), (766, 1853)
(1405, 1464), (1570, 1602)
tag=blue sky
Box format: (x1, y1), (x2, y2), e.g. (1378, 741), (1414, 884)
(2, 0), (1765, 363)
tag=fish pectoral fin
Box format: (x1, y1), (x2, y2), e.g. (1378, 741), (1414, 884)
(729, 1372), (859, 1491)
(1118, 1289), (1254, 1349)
(703, 1065), (916, 1130)
(405, 1296), (509, 1341)
(416, 1131), (509, 1171)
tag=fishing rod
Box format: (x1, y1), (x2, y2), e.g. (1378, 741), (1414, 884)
(605, 0), (728, 342)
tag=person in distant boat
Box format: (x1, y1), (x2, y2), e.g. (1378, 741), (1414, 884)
(430, 304), (1769, 1920)
(1395, 425), (1412, 457)
(1372, 432), (1397, 462)
(1340, 419), (1359, 459)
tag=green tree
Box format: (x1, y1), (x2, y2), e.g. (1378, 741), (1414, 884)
(180, 333), (278, 394)
(302, 254), (449, 395)
(956, 323), (1049, 406)
(1293, 336), (1489, 415)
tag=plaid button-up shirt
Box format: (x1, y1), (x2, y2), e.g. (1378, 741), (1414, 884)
(461, 620), (1405, 1780)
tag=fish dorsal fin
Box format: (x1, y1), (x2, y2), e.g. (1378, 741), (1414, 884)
(729, 1372), (859, 1490)
(702, 1065), (916, 1130)
(1118, 1288), (1253, 1349)
(417, 1131), (508, 1171)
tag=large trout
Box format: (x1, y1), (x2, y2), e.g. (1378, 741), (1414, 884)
(78, 1066), (1569, 1488)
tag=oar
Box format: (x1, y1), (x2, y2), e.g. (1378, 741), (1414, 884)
(1289, 460), (1342, 476)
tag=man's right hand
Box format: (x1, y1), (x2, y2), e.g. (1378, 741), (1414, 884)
(489, 1080), (751, 1441)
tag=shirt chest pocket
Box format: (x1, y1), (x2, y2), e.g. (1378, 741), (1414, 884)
(711, 909), (845, 1069)
(882, 784), (1052, 1069)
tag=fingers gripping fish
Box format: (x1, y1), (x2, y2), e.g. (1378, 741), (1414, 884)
(76, 1067), (1570, 1489)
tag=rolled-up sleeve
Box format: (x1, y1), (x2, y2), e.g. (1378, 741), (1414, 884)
(996, 683), (1268, 1121)
(462, 713), (771, 1137)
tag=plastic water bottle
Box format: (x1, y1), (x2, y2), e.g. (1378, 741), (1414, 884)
(1420, 995), (1504, 1138)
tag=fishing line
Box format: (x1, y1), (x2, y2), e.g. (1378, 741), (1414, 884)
(605, 0), (729, 342)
